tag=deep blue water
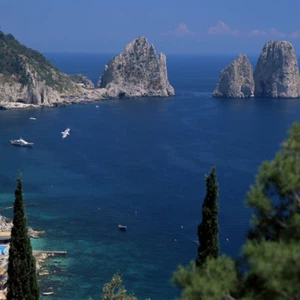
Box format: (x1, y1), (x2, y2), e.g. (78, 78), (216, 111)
(0, 53), (300, 299)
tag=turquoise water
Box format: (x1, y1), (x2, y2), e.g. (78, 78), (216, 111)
(1, 54), (300, 299)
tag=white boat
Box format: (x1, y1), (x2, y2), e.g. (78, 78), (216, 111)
(42, 291), (54, 296)
(61, 128), (70, 139)
(29, 117), (36, 120)
(10, 138), (34, 147)
(118, 224), (127, 231)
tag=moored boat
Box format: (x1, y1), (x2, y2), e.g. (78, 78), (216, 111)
(42, 291), (54, 296)
(10, 138), (34, 147)
(118, 224), (127, 231)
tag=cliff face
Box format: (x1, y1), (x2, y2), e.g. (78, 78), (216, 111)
(254, 41), (300, 98)
(69, 74), (95, 89)
(0, 32), (175, 109)
(213, 54), (254, 98)
(0, 31), (82, 106)
(97, 37), (175, 98)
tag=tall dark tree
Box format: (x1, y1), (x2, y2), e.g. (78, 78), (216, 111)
(196, 166), (220, 268)
(7, 175), (39, 300)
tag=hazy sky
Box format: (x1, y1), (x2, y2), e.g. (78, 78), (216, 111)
(1, 0), (300, 55)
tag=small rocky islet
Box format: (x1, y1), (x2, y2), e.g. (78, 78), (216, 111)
(213, 40), (300, 99)
(0, 32), (174, 110)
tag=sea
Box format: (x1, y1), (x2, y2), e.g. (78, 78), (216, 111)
(0, 53), (300, 300)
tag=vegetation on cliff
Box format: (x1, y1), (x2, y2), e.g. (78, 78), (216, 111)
(0, 30), (75, 92)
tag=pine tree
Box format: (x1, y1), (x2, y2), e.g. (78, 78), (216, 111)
(7, 175), (39, 300)
(102, 273), (137, 300)
(196, 166), (220, 267)
(246, 122), (300, 242)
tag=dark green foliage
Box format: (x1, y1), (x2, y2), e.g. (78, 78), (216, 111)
(242, 240), (300, 299)
(246, 122), (300, 242)
(173, 124), (300, 299)
(196, 166), (220, 267)
(173, 256), (239, 300)
(102, 273), (137, 300)
(0, 30), (74, 92)
(7, 175), (39, 300)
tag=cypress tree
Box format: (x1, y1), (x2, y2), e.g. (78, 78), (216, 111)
(196, 166), (220, 268)
(7, 175), (39, 300)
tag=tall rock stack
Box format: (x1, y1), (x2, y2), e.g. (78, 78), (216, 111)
(254, 41), (300, 98)
(97, 36), (175, 98)
(213, 54), (254, 98)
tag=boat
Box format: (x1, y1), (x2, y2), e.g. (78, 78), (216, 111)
(118, 224), (127, 231)
(29, 117), (36, 120)
(10, 138), (34, 147)
(42, 291), (54, 296)
(61, 128), (70, 139)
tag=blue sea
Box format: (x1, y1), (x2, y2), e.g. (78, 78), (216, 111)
(0, 53), (300, 299)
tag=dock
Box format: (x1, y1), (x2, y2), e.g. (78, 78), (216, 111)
(34, 250), (67, 256)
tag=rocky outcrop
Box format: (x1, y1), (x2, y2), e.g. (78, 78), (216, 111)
(69, 74), (94, 88)
(0, 32), (175, 110)
(254, 41), (300, 98)
(213, 54), (254, 98)
(97, 36), (175, 98)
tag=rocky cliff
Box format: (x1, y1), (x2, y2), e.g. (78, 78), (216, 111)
(0, 31), (84, 107)
(0, 32), (174, 109)
(213, 54), (254, 98)
(69, 74), (95, 89)
(97, 36), (175, 98)
(254, 41), (300, 98)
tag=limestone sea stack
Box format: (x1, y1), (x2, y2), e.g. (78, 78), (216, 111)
(97, 36), (175, 98)
(213, 54), (254, 98)
(254, 41), (300, 98)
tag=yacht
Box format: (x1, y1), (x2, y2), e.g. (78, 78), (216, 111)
(10, 138), (34, 147)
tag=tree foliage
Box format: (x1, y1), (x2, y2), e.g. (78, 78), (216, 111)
(7, 175), (39, 300)
(242, 239), (300, 299)
(196, 166), (220, 267)
(246, 122), (300, 242)
(173, 123), (300, 300)
(173, 256), (238, 300)
(102, 273), (137, 300)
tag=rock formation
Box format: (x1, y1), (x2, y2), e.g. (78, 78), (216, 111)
(69, 74), (95, 89)
(254, 41), (300, 98)
(97, 36), (175, 98)
(213, 54), (254, 98)
(0, 31), (174, 109)
(0, 31), (84, 107)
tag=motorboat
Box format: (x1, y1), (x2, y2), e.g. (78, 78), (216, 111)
(29, 117), (36, 120)
(10, 138), (34, 147)
(42, 291), (54, 296)
(118, 224), (127, 231)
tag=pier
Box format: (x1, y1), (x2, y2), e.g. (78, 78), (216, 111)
(34, 250), (67, 256)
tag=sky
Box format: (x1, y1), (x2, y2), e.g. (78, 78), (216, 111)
(1, 0), (300, 55)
